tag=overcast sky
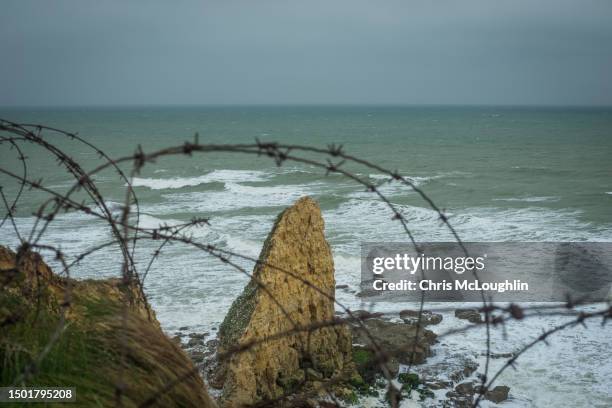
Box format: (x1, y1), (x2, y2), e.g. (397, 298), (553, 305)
(1, 0), (611, 106)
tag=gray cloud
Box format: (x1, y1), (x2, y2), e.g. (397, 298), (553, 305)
(1, 0), (611, 106)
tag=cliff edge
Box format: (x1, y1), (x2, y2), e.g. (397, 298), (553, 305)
(0, 245), (216, 408)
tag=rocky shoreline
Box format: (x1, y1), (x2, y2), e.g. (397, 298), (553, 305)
(175, 305), (510, 407)
(167, 196), (511, 407)
(2, 196), (512, 407)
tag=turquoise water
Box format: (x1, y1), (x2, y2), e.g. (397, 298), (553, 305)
(2, 106), (611, 222)
(1, 106), (612, 406)
(1, 104), (612, 313)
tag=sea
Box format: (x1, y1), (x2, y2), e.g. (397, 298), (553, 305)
(1, 106), (611, 407)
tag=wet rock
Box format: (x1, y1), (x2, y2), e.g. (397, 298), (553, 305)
(351, 346), (380, 382)
(350, 318), (436, 380)
(206, 361), (224, 389)
(415, 353), (478, 384)
(350, 310), (385, 320)
(355, 288), (382, 298)
(318, 401), (339, 408)
(205, 339), (219, 349)
(454, 381), (474, 395)
(452, 359), (479, 383)
(425, 380), (452, 390)
(445, 391), (474, 408)
(215, 197), (354, 407)
(179, 326), (189, 331)
(335, 284), (349, 289)
(189, 351), (206, 363)
(399, 309), (443, 326)
(454, 309), (483, 324)
(483, 351), (515, 359)
(187, 337), (204, 347)
(171, 335), (182, 344)
(188, 332), (208, 339)
(485, 385), (510, 403)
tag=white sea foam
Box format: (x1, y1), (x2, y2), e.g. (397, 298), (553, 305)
(220, 234), (263, 259)
(492, 196), (560, 203)
(142, 182), (322, 214)
(368, 171), (468, 183)
(136, 214), (182, 230)
(4, 190), (612, 407)
(131, 169), (270, 190)
(352, 172), (469, 198)
(324, 198), (612, 249)
(342, 301), (612, 408)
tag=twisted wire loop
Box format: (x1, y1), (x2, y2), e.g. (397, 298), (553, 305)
(0, 119), (609, 408)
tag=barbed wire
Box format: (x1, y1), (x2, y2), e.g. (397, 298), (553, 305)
(1, 119), (610, 408)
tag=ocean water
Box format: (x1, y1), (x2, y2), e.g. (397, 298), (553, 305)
(1, 106), (611, 406)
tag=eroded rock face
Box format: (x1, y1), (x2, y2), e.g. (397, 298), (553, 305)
(215, 197), (353, 406)
(0, 246), (216, 408)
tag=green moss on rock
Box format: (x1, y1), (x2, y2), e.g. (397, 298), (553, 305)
(0, 246), (216, 408)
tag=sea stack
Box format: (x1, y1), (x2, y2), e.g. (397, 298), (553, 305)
(216, 197), (353, 406)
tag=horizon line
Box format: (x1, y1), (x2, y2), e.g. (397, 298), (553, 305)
(2, 102), (612, 110)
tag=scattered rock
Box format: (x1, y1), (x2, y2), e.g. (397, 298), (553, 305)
(351, 346), (381, 382)
(214, 197), (354, 406)
(188, 332), (208, 339)
(445, 391), (474, 408)
(415, 353), (478, 384)
(355, 288), (382, 298)
(188, 351), (206, 363)
(455, 309), (483, 324)
(485, 385), (510, 403)
(335, 284), (349, 289)
(451, 359), (479, 383)
(399, 309), (443, 326)
(171, 335), (182, 344)
(350, 310), (385, 320)
(318, 401), (339, 408)
(455, 381), (474, 395)
(205, 338), (219, 349)
(179, 326), (189, 331)
(483, 351), (515, 359)
(425, 380), (452, 390)
(350, 318), (436, 380)
(187, 337), (204, 347)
